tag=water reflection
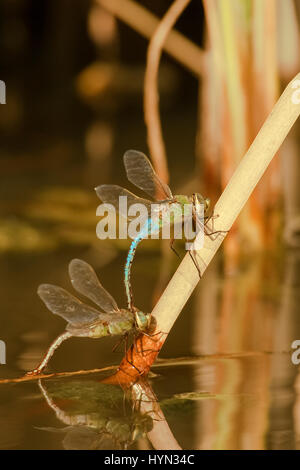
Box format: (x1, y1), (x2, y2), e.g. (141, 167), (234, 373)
(36, 377), (180, 450)
(1, 246), (300, 449)
(267, 250), (300, 449)
(187, 250), (300, 449)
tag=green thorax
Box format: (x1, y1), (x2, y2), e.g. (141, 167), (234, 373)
(173, 194), (191, 205)
(174, 193), (210, 214)
(67, 309), (135, 339)
(85, 309), (151, 338)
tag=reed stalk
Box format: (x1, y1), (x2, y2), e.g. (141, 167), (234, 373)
(108, 72), (300, 383)
(144, 0), (192, 184)
(97, 0), (204, 76)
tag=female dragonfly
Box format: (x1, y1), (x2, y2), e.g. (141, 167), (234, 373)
(26, 258), (151, 376)
(96, 150), (211, 311)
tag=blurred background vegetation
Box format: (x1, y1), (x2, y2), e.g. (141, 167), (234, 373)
(1, 0), (300, 450)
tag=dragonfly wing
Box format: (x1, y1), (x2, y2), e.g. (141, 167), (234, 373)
(69, 259), (119, 313)
(37, 284), (101, 326)
(95, 185), (152, 218)
(123, 150), (173, 200)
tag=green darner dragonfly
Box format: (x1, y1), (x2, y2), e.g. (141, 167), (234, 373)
(26, 258), (151, 376)
(96, 150), (211, 311)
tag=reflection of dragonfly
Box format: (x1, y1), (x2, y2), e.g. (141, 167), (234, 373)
(26, 259), (151, 376)
(37, 379), (153, 450)
(96, 150), (211, 310)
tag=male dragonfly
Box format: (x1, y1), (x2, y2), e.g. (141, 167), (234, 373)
(26, 259), (151, 376)
(96, 150), (211, 311)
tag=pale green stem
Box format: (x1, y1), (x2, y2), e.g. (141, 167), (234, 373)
(152, 73), (300, 335)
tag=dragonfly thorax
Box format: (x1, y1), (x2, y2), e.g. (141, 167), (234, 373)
(172, 194), (210, 218)
(134, 311), (151, 332)
(173, 194), (190, 206)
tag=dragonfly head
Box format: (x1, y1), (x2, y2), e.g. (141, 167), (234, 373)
(134, 311), (151, 332)
(193, 193), (210, 213)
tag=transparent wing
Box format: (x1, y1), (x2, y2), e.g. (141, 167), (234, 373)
(95, 184), (152, 219)
(37, 284), (103, 326)
(69, 259), (119, 313)
(123, 150), (173, 201)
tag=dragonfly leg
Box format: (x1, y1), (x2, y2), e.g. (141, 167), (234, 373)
(25, 331), (72, 376)
(125, 355), (142, 375)
(189, 250), (203, 278)
(170, 238), (181, 260)
(136, 332), (159, 356)
(134, 330), (166, 355)
(131, 331), (152, 357)
(204, 211), (229, 240)
(124, 332), (142, 375)
(112, 334), (126, 353)
(132, 333), (142, 355)
(137, 347), (161, 354)
(204, 228), (229, 242)
(142, 330), (167, 342)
